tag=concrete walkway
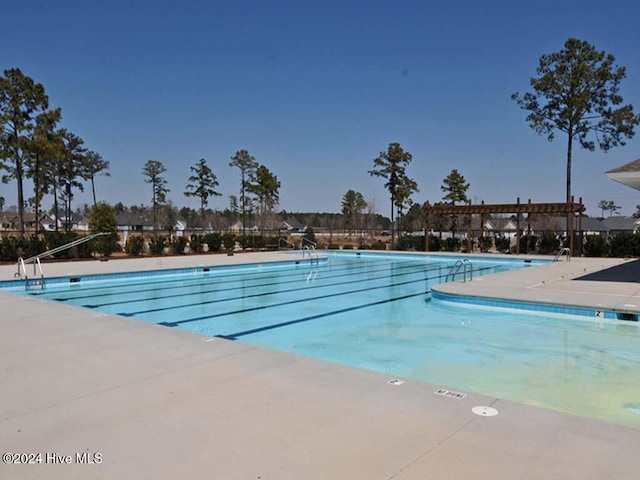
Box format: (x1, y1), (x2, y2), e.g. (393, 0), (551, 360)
(433, 255), (640, 314)
(1, 252), (639, 479)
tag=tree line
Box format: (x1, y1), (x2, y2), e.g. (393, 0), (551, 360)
(140, 149), (281, 235)
(3, 37), (638, 246)
(0, 68), (109, 235)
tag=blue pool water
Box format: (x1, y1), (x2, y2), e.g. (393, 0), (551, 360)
(11, 252), (640, 427)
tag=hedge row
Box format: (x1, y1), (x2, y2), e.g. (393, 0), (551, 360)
(0, 232), (95, 262)
(394, 233), (640, 258)
(584, 232), (640, 258)
(3, 232), (637, 261)
(122, 234), (286, 256)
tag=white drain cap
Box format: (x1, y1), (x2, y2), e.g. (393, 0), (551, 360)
(472, 406), (499, 417)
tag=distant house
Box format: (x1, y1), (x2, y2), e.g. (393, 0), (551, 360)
(174, 219), (188, 237)
(50, 212), (89, 231)
(474, 217), (518, 240)
(229, 220), (259, 233)
(281, 219), (306, 233)
(0, 213), (15, 230)
(75, 216), (90, 232)
(12, 212), (40, 231)
(116, 212), (153, 235)
(600, 216), (640, 234)
(572, 217), (608, 236)
(1, 212), (78, 232)
(40, 214), (57, 231)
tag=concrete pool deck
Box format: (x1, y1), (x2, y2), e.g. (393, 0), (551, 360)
(432, 253), (640, 316)
(1, 251), (639, 479)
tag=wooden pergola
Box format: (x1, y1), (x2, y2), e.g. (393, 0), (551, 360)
(424, 197), (585, 255)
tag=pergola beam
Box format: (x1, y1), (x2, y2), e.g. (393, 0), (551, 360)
(424, 202), (585, 215)
(424, 197), (584, 255)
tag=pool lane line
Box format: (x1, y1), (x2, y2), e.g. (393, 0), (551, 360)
(59, 260), (424, 305)
(28, 261), (402, 301)
(217, 291), (429, 340)
(114, 265), (438, 316)
(40, 256), (428, 302)
(110, 262), (494, 316)
(62, 260), (453, 307)
(153, 265), (500, 327)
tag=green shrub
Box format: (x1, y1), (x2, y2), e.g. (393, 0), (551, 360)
(413, 235), (426, 251)
(222, 233), (236, 251)
(428, 235), (441, 252)
(371, 240), (387, 250)
(479, 236), (493, 253)
(397, 235), (426, 251)
(442, 237), (461, 252)
(342, 244), (353, 249)
(303, 226), (317, 245)
(203, 233), (222, 252)
(263, 236), (281, 250)
(125, 235), (144, 256)
(538, 232), (560, 255)
(43, 232), (91, 258)
(494, 237), (511, 253)
(172, 236), (188, 255)
(608, 232), (640, 258)
(149, 236), (166, 255)
(518, 234), (539, 254)
(396, 236), (413, 251)
(584, 234), (608, 257)
(43, 231), (70, 258)
(0, 235), (45, 261)
(237, 235), (267, 249)
(189, 234), (203, 253)
(328, 243), (340, 249)
(90, 203), (118, 256)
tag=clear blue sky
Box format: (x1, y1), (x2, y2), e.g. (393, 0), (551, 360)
(2, 0), (640, 217)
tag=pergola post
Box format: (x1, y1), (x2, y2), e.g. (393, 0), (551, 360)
(466, 199), (472, 252)
(527, 199), (532, 253)
(480, 200), (485, 252)
(515, 197), (521, 255)
(569, 195), (575, 256)
(578, 197), (583, 257)
(424, 201), (431, 252)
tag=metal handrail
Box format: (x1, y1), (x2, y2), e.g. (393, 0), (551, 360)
(301, 237), (316, 249)
(34, 257), (44, 278)
(21, 232), (110, 264)
(553, 247), (571, 262)
(302, 244), (319, 265)
(278, 237), (295, 250)
(16, 232), (109, 290)
(446, 259), (473, 283)
(15, 256), (45, 289)
(16, 257), (27, 279)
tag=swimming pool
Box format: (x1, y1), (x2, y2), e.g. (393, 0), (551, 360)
(9, 252), (640, 428)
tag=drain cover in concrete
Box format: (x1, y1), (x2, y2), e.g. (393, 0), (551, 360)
(472, 406), (499, 417)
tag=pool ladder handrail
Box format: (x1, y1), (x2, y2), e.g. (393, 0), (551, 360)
(446, 259), (473, 283)
(15, 256), (45, 290)
(301, 237), (316, 249)
(278, 237), (295, 250)
(302, 244), (319, 265)
(553, 247), (571, 262)
(15, 232), (110, 290)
